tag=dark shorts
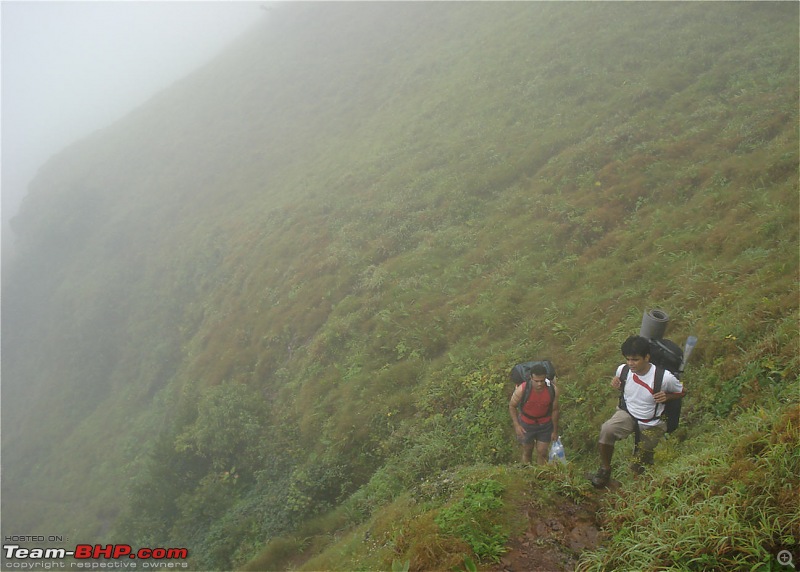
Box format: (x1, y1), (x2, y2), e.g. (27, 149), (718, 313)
(517, 419), (554, 445)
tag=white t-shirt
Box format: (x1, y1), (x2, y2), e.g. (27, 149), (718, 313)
(617, 363), (683, 427)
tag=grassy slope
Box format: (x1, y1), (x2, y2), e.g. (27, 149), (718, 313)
(2, 2), (797, 570)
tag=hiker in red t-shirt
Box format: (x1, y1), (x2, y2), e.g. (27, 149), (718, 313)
(509, 363), (561, 465)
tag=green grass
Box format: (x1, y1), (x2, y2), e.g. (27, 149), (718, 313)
(2, 2), (797, 571)
(576, 404), (800, 571)
(434, 479), (508, 563)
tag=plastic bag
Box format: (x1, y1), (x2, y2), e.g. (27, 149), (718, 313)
(549, 436), (567, 464)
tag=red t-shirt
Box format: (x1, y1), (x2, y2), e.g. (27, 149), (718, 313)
(519, 384), (552, 425)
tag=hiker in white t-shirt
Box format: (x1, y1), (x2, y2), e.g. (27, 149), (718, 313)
(590, 335), (684, 487)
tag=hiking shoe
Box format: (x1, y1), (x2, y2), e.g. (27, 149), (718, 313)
(630, 462), (645, 476)
(590, 467), (611, 488)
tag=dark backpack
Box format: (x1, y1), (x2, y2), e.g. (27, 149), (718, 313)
(510, 360), (556, 385)
(648, 339), (683, 377)
(618, 339), (684, 433)
(511, 360), (556, 421)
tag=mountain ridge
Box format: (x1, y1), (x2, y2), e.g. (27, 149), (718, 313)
(2, 3), (798, 570)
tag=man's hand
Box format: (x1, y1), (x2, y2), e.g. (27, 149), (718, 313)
(653, 391), (668, 403)
(514, 424), (526, 439)
(611, 376), (621, 389)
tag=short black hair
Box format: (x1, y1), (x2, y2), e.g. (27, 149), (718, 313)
(530, 363), (548, 377)
(621, 335), (651, 358)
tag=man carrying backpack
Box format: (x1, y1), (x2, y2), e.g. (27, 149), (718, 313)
(590, 335), (684, 487)
(509, 362), (560, 465)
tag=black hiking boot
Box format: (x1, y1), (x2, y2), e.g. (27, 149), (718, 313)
(590, 467), (611, 488)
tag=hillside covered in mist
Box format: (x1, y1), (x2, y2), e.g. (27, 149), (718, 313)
(3, 3), (798, 570)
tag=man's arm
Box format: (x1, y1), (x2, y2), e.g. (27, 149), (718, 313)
(654, 373), (685, 403)
(509, 385), (524, 438)
(611, 364), (625, 389)
(654, 390), (684, 403)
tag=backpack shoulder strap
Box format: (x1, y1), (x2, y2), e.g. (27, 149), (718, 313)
(520, 379), (532, 411)
(653, 366), (665, 393)
(618, 365), (630, 412)
(651, 366), (667, 422)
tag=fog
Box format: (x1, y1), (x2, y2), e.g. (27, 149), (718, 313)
(1, 1), (262, 230)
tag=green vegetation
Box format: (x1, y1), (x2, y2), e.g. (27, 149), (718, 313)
(578, 405), (799, 571)
(435, 479), (508, 562)
(2, 2), (798, 571)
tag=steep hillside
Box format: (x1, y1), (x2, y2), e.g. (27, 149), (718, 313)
(2, 3), (798, 571)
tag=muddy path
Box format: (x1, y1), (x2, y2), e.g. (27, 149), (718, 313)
(486, 480), (620, 572)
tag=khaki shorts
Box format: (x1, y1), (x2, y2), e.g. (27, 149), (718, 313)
(599, 408), (666, 453)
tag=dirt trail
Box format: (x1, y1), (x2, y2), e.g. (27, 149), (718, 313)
(487, 480), (620, 572)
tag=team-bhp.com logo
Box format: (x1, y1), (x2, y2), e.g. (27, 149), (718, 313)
(3, 543), (189, 568)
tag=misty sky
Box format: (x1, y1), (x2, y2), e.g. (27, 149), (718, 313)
(1, 1), (262, 227)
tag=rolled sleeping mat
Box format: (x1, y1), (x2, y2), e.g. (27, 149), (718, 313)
(640, 308), (669, 340)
